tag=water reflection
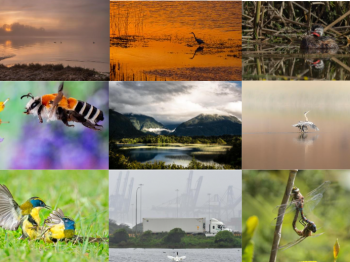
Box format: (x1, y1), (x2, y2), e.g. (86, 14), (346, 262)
(190, 46), (204, 59)
(294, 133), (319, 145)
(118, 144), (227, 167)
(110, 1), (242, 81)
(0, 37), (109, 72)
(243, 44), (350, 80)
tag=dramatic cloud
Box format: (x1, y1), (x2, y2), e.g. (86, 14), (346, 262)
(0, 0), (109, 37)
(109, 81), (242, 124)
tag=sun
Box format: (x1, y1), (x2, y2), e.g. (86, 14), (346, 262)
(5, 26), (11, 32)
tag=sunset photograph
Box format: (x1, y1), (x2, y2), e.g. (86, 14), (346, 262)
(0, 0), (109, 80)
(110, 1), (242, 81)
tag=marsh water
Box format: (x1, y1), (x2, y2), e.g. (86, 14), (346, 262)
(243, 44), (350, 80)
(110, 1), (241, 81)
(0, 37), (109, 73)
(109, 248), (242, 262)
(243, 84), (350, 169)
(118, 144), (230, 167)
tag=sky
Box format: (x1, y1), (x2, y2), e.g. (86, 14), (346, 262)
(0, 0), (109, 37)
(109, 170), (242, 228)
(109, 81), (242, 125)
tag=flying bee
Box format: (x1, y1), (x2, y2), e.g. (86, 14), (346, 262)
(21, 83), (104, 130)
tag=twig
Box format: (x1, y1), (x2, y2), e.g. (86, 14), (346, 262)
(324, 10), (350, 32)
(331, 57), (350, 73)
(269, 170), (298, 262)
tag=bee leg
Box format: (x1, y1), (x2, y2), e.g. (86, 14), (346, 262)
(57, 107), (74, 128)
(37, 105), (43, 123)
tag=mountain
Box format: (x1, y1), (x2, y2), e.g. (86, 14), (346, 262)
(109, 110), (144, 139)
(123, 113), (173, 134)
(173, 114), (242, 136)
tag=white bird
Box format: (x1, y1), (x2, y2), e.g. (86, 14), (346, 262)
(292, 111), (319, 133)
(167, 252), (186, 261)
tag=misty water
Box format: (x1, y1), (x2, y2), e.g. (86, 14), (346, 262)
(243, 83), (350, 169)
(0, 37), (109, 73)
(118, 144), (230, 167)
(243, 45), (350, 80)
(109, 248), (242, 262)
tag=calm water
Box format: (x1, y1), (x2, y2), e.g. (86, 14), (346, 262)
(118, 144), (229, 167)
(243, 83), (350, 169)
(243, 45), (350, 80)
(0, 37), (109, 73)
(109, 248), (242, 262)
(110, 1), (241, 81)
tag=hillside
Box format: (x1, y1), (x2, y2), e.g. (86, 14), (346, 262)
(109, 110), (145, 139)
(173, 114), (241, 136)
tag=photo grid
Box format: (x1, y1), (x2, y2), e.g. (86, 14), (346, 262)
(1, 1), (350, 262)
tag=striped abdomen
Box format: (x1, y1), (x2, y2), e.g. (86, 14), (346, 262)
(73, 101), (104, 123)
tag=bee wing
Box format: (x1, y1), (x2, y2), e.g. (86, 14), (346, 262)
(48, 82), (64, 119)
(0, 185), (22, 230)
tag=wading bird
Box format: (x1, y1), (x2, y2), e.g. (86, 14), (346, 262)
(293, 111), (319, 133)
(190, 32), (204, 45)
(168, 252), (186, 261)
(0, 184), (51, 240)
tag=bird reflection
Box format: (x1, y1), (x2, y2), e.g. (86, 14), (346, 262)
(294, 133), (319, 154)
(190, 46), (204, 59)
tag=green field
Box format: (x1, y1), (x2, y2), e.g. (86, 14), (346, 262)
(0, 170), (109, 262)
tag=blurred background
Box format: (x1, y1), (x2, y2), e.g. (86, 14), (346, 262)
(243, 82), (350, 169)
(0, 81), (109, 169)
(0, 170), (108, 261)
(243, 170), (350, 261)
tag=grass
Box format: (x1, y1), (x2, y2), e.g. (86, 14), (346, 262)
(0, 170), (108, 262)
(0, 63), (109, 81)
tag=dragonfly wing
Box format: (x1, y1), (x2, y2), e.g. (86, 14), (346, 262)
(303, 194), (324, 214)
(277, 237), (306, 251)
(272, 201), (297, 226)
(310, 233), (324, 238)
(305, 181), (331, 199)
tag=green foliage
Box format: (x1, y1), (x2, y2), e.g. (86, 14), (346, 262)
(243, 170), (350, 262)
(110, 230), (242, 249)
(110, 150), (226, 170)
(242, 216), (259, 262)
(110, 228), (129, 244)
(140, 230), (153, 241)
(109, 135), (242, 169)
(162, 228), (186, 244)
(214, 231), (234, 244)
(0, 170), (108, 262)
(116, 135), (239, 145)
(109, 220), (131, 235)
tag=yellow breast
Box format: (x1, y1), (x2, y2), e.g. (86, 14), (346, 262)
(22, 218), (39, 240)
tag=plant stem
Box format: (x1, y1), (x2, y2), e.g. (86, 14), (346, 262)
(269, 170), (298, 262)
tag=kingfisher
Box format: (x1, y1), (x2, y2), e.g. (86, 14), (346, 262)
(0, 184), (51, 240)
(42, 208), (76, 243)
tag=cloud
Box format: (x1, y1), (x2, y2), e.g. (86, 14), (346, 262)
(0, 23), (47, 36)
(0, 0), (109, 37)
(109, 81), (242, 124)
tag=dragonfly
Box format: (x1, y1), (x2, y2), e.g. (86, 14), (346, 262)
(272, 181), (330, 227)
(277, 207), (323, 250)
